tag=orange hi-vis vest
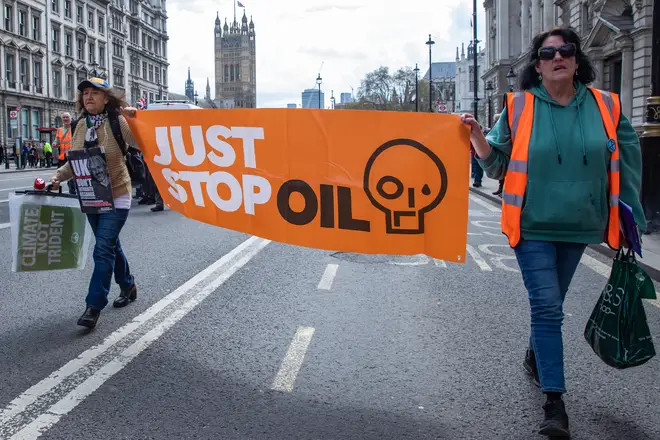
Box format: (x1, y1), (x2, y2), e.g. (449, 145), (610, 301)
(56, 126), (72, 160)
(501, 87), (621, 249)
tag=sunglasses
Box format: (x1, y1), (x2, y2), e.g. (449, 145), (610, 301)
(537, 43), (577, 60)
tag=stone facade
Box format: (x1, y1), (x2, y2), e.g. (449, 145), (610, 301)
(0, 0), (169, 150)
(482, 0), (651, 130)
(122, 0), (169, 106)
(454, 42), (488, 116)
(213, 9), (256, 108)
(422, 61), (456, 112)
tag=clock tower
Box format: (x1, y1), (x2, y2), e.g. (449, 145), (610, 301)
(214, 9), (256, 108)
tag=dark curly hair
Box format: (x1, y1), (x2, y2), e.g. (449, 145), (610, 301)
(519, 26), (597, 90)
(75, 84), (128, 116)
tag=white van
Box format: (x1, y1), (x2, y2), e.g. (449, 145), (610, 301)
(147, 100), (201, 110)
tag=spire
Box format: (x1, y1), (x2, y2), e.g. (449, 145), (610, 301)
(456, 47), (459, 61)
(461, 42), (465, 60)
(205, 77), (211, 100)
(187, 67), (191, 80)
(215, 11), (220, 25)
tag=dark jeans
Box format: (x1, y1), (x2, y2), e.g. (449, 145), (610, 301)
(86, 209), (134, 310)
(471, 155), (483, 183)
(513, 239), (587, 393)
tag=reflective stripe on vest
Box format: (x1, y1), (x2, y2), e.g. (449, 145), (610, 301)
(501, 88), (621, 249)
(57, 127), (72, 160)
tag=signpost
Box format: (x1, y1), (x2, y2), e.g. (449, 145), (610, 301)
(14, 106), (22, 169)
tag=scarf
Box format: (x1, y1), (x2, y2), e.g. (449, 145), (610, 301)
(83, 112), (108, 150)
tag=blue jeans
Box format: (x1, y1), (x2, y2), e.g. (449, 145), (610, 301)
(86, 209), (134, 310)
(471, 155), (483, 183)
(513, 239), (587, 393)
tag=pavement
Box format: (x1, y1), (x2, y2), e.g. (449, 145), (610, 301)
(1, 169), (659, 439)
(469, 172), (660, 282)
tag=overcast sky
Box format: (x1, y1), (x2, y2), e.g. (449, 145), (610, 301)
(167, 0), (486, 108)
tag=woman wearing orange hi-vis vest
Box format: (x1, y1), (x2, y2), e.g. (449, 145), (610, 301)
(462, 27), (646, 438)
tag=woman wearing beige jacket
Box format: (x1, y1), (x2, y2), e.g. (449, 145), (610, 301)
(51, 77), (139, 329)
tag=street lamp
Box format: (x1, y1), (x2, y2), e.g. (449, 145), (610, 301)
(426, 34), (435, 112)
(506, 68), (517, 92)
(413, 63), (420, 112)
(316, 73), (322, 109)
(485, 81), (494, 128)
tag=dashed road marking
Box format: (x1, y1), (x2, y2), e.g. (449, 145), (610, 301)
(469, 195), (501, 212)
(478, 244), (519, 273)
(317, 264), (339, 290)
(466, 244), (492, 271)
(271, 327), (315, 393)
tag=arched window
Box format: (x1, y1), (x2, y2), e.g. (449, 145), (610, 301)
(224, 64), (229, 82)
(236, 64), (240, 81)
(230, 64), (234, 82)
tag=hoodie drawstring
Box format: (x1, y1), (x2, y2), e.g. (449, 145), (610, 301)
(546, 88), (587, 166)
(577, 101), (587, 165)
(547, 102), (563, 164)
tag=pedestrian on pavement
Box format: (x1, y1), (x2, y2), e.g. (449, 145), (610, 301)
(43, 140), (53, 167)
(461, 26), (646, 438)
(54, 112), (77, 195)
(491, 113), (504, 197)
(50, 77), (141, 329)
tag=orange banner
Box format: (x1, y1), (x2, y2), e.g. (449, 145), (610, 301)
(127, 109), (470, 263)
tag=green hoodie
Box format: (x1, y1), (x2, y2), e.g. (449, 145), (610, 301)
(477, 82), (646, 244)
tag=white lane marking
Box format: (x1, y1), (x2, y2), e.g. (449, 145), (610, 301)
(0, 223), (9, 230)
(0, 235), (269, 430)
(478, 244), (519, 273)
(0, 176), (47, 183)
(580, 253), (611, 278)
(7, 237), (271, 439)
(433, 258), (447, 268)
(317, 264), (339, 290)
(470, 220), (501, 230)
(0, 185), (32, 192)
(271, 327), (315, 393)
(466, 244), (493, 271)
(469, 195), (501, 212)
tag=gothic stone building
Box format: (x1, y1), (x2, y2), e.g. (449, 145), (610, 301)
(213, 10), (255, 108)
(482, 0), (652, 130)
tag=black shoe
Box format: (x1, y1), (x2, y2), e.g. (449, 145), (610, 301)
(113, 284), (137, 308)
(138, 197), (153, 205)
(473, 181), (482, 188)
(151, 204), (164, 212)
(523, 350), (541, 387)
(539, 398), (570, 437)
(492, 186), (503, 196)
(77, 306), (101, 328)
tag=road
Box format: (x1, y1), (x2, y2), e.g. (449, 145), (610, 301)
(0, 168), (56, 226)
(0, 174), (659, 439)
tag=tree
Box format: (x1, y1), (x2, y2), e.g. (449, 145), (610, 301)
(340, 65), (423, 111)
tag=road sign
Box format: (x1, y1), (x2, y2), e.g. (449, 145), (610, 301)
(9, 110), (17, 119)
(437, 104), (448, 112)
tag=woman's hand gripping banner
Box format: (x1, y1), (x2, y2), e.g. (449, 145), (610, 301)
(127, 109), (471, 263)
